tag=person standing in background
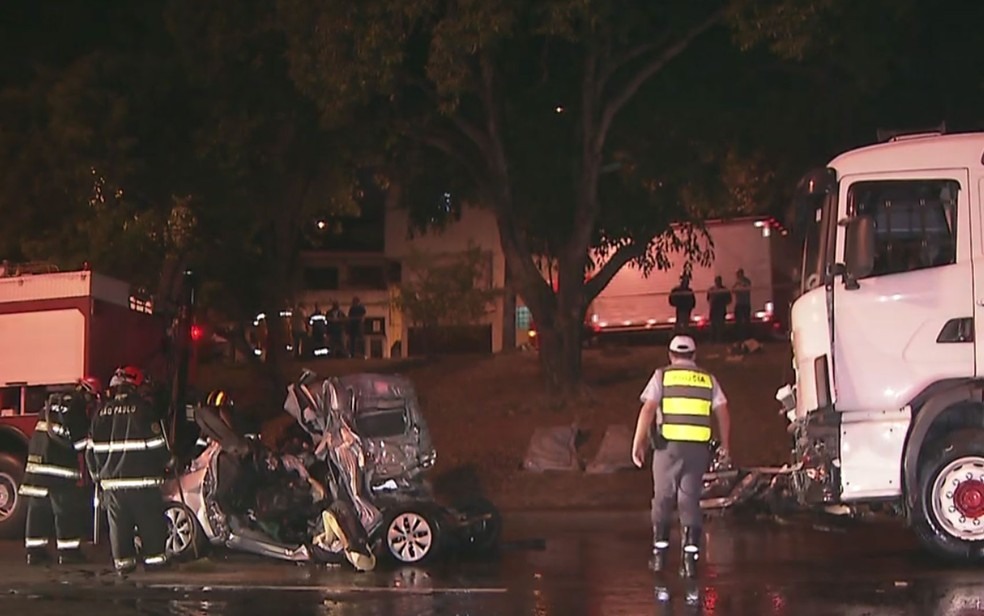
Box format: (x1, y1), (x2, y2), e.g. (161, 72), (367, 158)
(706, 277), (731, 343)
(732, 269), (752, 340)
(347, 297), (367, 359)
(668, 274), (696, 333)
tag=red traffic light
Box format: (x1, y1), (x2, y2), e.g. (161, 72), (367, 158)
(190, 324), (204, 342)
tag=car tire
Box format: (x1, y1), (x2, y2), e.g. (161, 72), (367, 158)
(0, 453), (26, 539)
(912, 429), (984, 563)
(164, 501), (207, 561)
(381, 504), (444, 566)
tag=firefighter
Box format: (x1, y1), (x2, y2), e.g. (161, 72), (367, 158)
(630, 335), (732, 579)
(20, 377), (101, 565)
(85, 366), (170, 575)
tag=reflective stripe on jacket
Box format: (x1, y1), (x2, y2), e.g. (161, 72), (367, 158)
(85, 390), (169, 487)
(22, 392), (90, 490)
(659, 367), (714, 443)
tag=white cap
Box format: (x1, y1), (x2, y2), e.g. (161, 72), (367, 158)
(669, 335), (696, 354)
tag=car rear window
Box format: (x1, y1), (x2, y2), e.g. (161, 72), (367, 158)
(355, 409), (408, 438)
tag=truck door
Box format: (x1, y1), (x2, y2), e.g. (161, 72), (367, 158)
(833, 170), (972, 501)
(976, 177), (984, 376)
(833, 170), (973, 412)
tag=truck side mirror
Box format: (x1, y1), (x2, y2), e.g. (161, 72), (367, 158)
(844, 215), (876, 286)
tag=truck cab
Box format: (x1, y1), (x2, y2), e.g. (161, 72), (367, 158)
(779, 131), (984, 562)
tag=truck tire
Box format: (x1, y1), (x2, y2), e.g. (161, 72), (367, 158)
(0, 453), (26, 539)
(913, 429), (984, 563)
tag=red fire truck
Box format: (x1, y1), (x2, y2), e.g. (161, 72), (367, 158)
(0, 268), (193, 537)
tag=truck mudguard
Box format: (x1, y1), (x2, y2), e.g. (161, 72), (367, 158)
(901, 379), (984, 512)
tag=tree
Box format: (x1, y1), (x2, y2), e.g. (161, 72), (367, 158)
(276, 0), (955, 392)
(0, 18), (201, 295)
(274, 0), (754, 392)
(163, 0), (367, 374)
(395, 244), (501, 355)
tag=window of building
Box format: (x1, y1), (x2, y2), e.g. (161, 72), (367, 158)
(387, 261), (402, 285)
(847, 179), (959, 279)
(303, 267), (340, 290)
(346, 265), (387, 290)
(516, 305), (533, 329)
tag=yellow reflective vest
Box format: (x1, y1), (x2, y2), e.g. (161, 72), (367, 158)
(659, 367), (714, 443)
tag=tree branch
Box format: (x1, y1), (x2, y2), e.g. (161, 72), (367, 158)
(410, 128), (487, 189)
(595, 8), (725, 155)
(406, 76), (493, 161)
(597, 41), (658, 88)
(478, 54), (510, 187)
(584, 242), (650, 300)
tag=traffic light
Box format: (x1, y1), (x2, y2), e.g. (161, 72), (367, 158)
(190, 324), (204, 343)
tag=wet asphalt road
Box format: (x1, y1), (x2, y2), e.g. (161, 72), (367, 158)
(1, 511), (983, 615)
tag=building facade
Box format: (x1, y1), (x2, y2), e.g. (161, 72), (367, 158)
(295, 200), (529, 358)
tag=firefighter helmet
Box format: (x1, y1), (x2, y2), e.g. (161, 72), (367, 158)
(109, 365), (145, 388)
(78, 376), (103, 396)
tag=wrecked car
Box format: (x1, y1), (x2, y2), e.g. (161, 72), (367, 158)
(161, 370), (500, 569)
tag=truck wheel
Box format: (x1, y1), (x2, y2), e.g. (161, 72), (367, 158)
(913, 430), (984, 563)
(0, 453), (26, 539)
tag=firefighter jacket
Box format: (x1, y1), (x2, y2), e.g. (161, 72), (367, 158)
(659, 366), (714, 443)
(19, 391), (90, 497)
(85, 388), (169, 491)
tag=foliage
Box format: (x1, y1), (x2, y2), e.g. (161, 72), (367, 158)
(395, 244), (500, 328)
(275, 0), (754, 389)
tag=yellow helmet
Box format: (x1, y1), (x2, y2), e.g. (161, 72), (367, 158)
(206, 389), (234, 408)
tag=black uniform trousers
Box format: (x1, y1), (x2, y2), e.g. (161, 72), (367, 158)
(103, 487), (168, 569)
(24, 486), (85, 552)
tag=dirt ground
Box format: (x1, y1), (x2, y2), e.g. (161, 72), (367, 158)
(197, 340), (795, 511)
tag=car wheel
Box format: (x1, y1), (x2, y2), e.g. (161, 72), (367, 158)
(164, 502), (207, 561)
(913, 429), (984, 563)
(0, 453), (26, 539)
(383, 506), (443, 565)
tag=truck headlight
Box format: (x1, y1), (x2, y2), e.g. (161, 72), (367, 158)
(775, 384), (796, 413)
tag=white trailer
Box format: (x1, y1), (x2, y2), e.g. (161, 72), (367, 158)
(586, 216), (797, 337)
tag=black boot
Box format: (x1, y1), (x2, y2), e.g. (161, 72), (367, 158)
(648, 524), (671, 572)
(680, 526), (701, 579)
(58, 549), (87, 565)
(26, 548), (51, 566)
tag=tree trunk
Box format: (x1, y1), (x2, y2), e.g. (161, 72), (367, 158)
(535, 309), (584, 395)
(501, 259), (516, 351)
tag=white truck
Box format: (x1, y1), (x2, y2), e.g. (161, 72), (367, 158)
(778, 130), (984, 562)
(0, 269), (168, 537)
(586, 215), (797, 338)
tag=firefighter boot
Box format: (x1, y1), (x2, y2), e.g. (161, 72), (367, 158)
(648, 524), (671, 572)
(26, 548), (51, 566)
(679, 526), (701, 579)
(58, 549), (87, 565)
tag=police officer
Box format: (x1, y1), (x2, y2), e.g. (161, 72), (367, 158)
(20, 377), (101, 565)
(85, 366), (170, 575)
(631, 335), (731, 579)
